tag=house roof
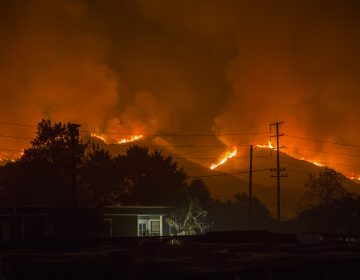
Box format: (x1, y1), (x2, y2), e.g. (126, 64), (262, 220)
(0, 206), (174, 216)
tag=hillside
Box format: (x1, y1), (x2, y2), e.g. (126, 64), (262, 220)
(192, 147), (360, 219)
(3, 136), (358, 220)
(84, 137), (360, 219)
(89, 137), (255, 202)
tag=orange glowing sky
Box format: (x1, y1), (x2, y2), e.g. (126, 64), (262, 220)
(0, 0), (359, 180)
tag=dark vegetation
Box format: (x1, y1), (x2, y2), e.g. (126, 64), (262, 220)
(287, 167), (360, 233)
(0, 120), (359, 235)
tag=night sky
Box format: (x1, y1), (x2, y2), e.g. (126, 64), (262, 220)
(0, 0), (359, 177)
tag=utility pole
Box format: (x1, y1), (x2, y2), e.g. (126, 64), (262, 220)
(270, 122), (287, 222)
(248, 145), (253, 228)
(69, 123), (81, 208)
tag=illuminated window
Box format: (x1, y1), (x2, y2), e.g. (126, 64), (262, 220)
(150, 220), (160, 236)
(138, 221), (148, 236)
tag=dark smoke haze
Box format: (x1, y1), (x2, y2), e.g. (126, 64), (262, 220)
(0, 0), (359, 176)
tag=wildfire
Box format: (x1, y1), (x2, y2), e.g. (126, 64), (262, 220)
(210, 146), (237, 170)
(91, 133), (144, 145)
(300, 157), (325, 167)
(0, 151), (23, 163)
(117, 135), (143, 144)
(256, 141), (275, 150)
(91, 133), (108, 143)
(257, 141), (328, 168)
(350, 176), (360, 182)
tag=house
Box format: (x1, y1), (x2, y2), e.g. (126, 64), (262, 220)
(0, 206), (173, 241)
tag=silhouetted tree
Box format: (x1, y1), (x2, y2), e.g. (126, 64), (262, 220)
(0, 119), (87, 205)
(207, 193), (272, 231)
(234, 193), (271, 221)
(295, 194), (359, 233)
(23, 119), (85, 164)
(115, 146), (188, 206)
(0, 120), (212, 218)
(187, 179), (211, 207)
(302, 167), (347, 208)
(79, 143), (120, 206)
(293, 168), (358, 233)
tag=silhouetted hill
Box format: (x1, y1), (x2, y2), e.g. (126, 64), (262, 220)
(10, 136), (356, 220)
(87, 136), (256, 202)
(200, 148), (360, 219)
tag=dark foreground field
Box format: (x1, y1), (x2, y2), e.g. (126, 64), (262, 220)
(1, 232), (360, 280)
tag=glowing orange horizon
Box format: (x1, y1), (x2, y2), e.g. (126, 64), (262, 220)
(0, 130), (358, 184)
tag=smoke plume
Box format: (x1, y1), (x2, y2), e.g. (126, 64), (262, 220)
(0, 0), (359, 176)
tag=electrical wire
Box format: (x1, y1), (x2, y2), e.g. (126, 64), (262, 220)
(0, 148), (23, 152)
(0, 121), (37, 128)
(91, 142), (254, 148)
(189, 168), (271, 179)
(0, 134), (33, 140)
(0, 120), (359, 174)
(285, 145), (360, 159)
(286, 135), (360, 149)
(80, 130), (270, 137)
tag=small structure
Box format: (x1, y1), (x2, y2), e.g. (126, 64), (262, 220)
(0, 206), (173, 241)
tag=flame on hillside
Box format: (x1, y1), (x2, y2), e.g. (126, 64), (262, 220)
(91, 133), (143, 145)
(351, 177), (360, 181)
(350, 176), (360, 182)
(311, 161), (324, 167)
(0, 150), (23, 163)
(257, 141), (328, 168)
(210, 146), (237, 170)
(91, 133), (108, 143)
(300, 157), (325, 167)
(256, 141), (275, 150)
(117, 135), (143, 144)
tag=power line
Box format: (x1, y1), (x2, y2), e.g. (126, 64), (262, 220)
(0, 119), (359, 148)
(286, 135), (360, 149)
(286, 146), (360, 159)
(92, 142), (254, 148)
(248, 145), (253, 227)
(188, 168), (271, 179)
(325, 162), (360, 168)
(270, 121), (287, 222)
(171, 147), (228, 156)
(81, 131), (270, 137)
(259, 150), (360, 174)
(0, 120), (271, 136)
(0, 148), (23, 152)
(0, 134), (33, 140)
(0, 136), (355, 168)
(171, 156), (251, 160)
(256, 145), (360, 172)
(0, 121), (37, 128)
(0, 119), (359, 173)
(285, 168), (313, 175)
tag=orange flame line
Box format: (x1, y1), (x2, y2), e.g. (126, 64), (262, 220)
(210, 147), (237, 170)
(91, 133), (143, 145)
